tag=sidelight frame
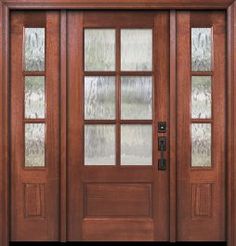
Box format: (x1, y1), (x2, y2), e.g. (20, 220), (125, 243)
(0, 0), (235, 245)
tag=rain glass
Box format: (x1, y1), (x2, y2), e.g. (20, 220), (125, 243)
(85, 125), (115, 165)
(191, 124), (211, 167)
(121, 76), (152, 119)
(191, 76), (211, 119)
(25, 123), (45, 167)
(24, 28), (45, 71)
(191, 28), (212, 71)
(84, 29), (115, 71)
(121, 29), (152, 71)
(85, 77), (115, 119)
(121, 125), (152, 165)
(25, 76), (45, 119)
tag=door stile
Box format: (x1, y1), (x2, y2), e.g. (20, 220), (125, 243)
(154, 11), (170, 241)
(169, 9), (177, 243)
(67, 11), (84, 241)
(227, 2), (236, 246)
(0, 3), (9, 246)
(59, 10), (67, 242)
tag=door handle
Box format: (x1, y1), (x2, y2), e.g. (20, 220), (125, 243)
(158, 136), (167, 170)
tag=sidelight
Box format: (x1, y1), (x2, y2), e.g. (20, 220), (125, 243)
(191, 76), (211, 119)
(25, 76), (45, 119)
(190, 28), (212, 168)
(24, 28), (45, 71)
(191, 28), (212, 71)
(25, 123), (45, 167)
(191, 124), (211, 167)
(23, 27), (46, 168)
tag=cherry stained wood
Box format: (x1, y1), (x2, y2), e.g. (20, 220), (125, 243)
(227, 3), (236, 246)
(177, 11), (226, 241)
(0, 3), (9, 246)
(1, 0), (234, 10)
(10, 11), (60, 240)
(67, 11), (170, 241)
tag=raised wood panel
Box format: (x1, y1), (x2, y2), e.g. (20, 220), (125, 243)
(24, 183), (45, 218)
(82, 218), (154, 241)
(85, 183), (152, 217)
(191, 183), (212, 218)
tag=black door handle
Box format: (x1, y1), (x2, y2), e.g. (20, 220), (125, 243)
(158, 136), (167, 170)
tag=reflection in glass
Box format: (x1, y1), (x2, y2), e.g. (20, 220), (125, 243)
(25, 76), (45, 119)
(24, 28), (45, 71)
(25, 124), (45, 167)
(191, 124), (211, 167)
(121, 29), (152, 71)
(84, 29), (115, 71)
(191, 28), (212, 71)
(121, 125), (152, 165)
(85, 77), (115, 120)
(121, 76), (152, 119)
(191, 76), (211, 119)
(85, 125), (115, 165)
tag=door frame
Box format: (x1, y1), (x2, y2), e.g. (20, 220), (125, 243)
(0, 0), (236, 245)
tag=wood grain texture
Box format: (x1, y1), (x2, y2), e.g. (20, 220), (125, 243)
(67, 11), (170, 241)
(82, 218), (154, 241)
(177, 11), (226, 241)
(1, 0), (234, 9)
(227, 3), (236, 246)
(10, 11), (60, 241)
(169, 10), (177, 243)
(59, 10), (67, 242)
(85, 183), (152, 217)
(0, 3), (9, 246)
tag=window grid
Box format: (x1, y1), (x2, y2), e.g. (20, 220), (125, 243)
(83, 28), (153, 166)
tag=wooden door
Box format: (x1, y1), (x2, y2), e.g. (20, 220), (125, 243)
(9, 9), (227, 242)
(67, 11), (170, 241)
(10, 11), (60, 241)
(176, 11), (226, 241)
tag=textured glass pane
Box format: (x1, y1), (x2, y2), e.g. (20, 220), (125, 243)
(121, 125), (152, 165)
(191, 124), (211, 167)
(121, 76), (152, 119)
(192, 76), (211, 119)
(24, 28), (45, 71)
(85, 125), (115, 165)
(191, 28), (212, 71)
(85, 77), (115, 120)
(25, 124), (45, 167)
(85, 29), (115, 71)
(25, 76), (45, 119)
(121, 29), (152, 71)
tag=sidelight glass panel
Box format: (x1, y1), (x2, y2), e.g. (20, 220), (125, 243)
(84, 29), (115, 71)
(121, 29), (152, 71)
(85, 125), (115, 165)
(191, 28), (212, 71)
(121, 125), (152, 165)
(84, 76), (115, 120)
(24, 28), (45, 71)
(25, 123), (45, 167)
(191, 76), (211, 119)
(25, 76), (45, 119)
(121, 76), (152, 119)
(191, 123), (211, 167)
